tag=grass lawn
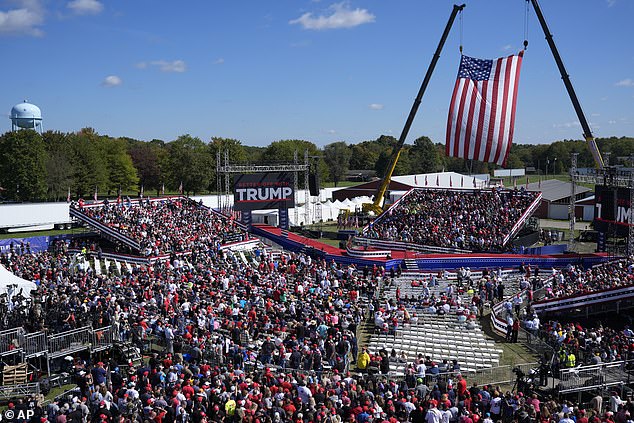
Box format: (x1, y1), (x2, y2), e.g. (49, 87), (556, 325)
(0, 228), (92, 240)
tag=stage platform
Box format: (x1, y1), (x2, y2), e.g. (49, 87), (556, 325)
(251, 224), (611, 271)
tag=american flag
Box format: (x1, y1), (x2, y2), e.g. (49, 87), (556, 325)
(281, 228), (289, 238)
(446, 52), (523, 166)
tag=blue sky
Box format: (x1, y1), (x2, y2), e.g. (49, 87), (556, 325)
(1, 0), (632, 147)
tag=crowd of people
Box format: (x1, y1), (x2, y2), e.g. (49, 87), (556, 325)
(364, 189), (539, 252)
(72, 198), (246, 256)
(1, 196), (633, 422)
(541, 260), (634, 301)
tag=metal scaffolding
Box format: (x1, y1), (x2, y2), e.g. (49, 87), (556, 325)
(217, 150), (310, 224)
(570, 163), (634, 255)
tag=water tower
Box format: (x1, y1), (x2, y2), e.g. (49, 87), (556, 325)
(10, 100), (43, 133)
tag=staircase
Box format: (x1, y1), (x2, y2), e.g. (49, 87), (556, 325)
(403, 258), (419, 271)
(70, 207), (141, 252)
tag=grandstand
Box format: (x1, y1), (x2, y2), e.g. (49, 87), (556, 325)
(363, 188), (542, 253)
(0, 194), (632, 423)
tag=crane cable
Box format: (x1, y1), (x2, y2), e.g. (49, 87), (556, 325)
(459, 7), (464, 54)
(524, 0), (530, 51)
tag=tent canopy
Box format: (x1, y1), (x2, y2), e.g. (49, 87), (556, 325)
(0, 263), (37, 298)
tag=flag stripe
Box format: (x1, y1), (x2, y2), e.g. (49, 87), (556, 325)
(502, 54), (523, 165)
(485, 58), (502, 163)
(446, 77), (462, 157)
(474, 80), (488, 161)
(463, 82), (478, 160)
(493, 56), (512, 165)
(446, 53), (523, 166)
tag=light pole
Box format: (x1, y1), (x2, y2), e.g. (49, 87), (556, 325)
(552, 157), (557, 178)
(546, 158), (549, 179)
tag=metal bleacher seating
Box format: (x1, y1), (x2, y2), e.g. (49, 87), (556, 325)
(366, 270), (525, 376)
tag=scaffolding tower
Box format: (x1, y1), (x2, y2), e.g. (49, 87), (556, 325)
(217, 150), (310, 225)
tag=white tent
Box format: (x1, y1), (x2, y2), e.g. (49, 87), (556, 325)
(319, 200), (338, 221)
(0, 263), (37, 299)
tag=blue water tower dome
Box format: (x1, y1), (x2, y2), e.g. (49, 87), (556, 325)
(11, 100), (43, 133)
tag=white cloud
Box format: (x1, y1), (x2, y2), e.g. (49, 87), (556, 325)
(67, 0), (103, 15)
(102, 75), (122, 87)
(615, 78), (634, 87)
(369, 103), (383, 110)
(0, 0), (45, 36)
(608, 120), (617, 124)
(213, 57), (224, 65)
(552, 121), (580, 129)
(501, 44), (512, 51)
(289, 2), (375, 30)
(327, 129), (336, 134)
(606, 0), (616, 7)
(151, 60), (186, 73)
(136, 60), (187, 73)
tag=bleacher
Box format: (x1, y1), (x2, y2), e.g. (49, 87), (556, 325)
(367, 271), (525, 376)
(360, 188), (542, 253)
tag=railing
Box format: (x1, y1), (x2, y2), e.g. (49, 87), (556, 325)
(69, 207), (141, 251)
(0, 383), (40, 400)
(47, 326), (93, 358)
(532, 283), (634, 314)
(92, 326), (115, 351)
(0, 327), (25, 355)
(558, 359), (634, 394)
(468, 362), (538, 387)
(23, 331), (47, 357)
(502, 192), (543, 246)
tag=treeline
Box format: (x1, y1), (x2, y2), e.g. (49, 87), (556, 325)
(0, 128), (632, 202)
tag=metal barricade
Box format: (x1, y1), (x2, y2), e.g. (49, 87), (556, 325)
(469, 365), (515, 386)
(558, 359), (633, 394)
(92, 326), (115, 352)
(23, 331), (47, 357)
(0, 382), (40, 400)
(47, 326), (93, 358)
(0, 327), (25, 354)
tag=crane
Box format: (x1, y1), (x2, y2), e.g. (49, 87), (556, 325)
(362, 4), (466, 215)
(529, 0), (604, 169)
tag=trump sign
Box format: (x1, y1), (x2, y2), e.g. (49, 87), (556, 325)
(233, 172), (295, 211)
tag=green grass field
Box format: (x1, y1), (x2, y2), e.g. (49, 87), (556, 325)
(0, 227), (91, 240)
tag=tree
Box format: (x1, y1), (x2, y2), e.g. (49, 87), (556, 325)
(260, 139), (328, 182)
(129, 141), (166, 194)
(209, 137), (247, 163)
(371, 136), (412, 177)
(102, 137), (139, 195)
(167, 134), (213, 195)
(0, 130), (47, 201)
(323, 141), (352, 186)
(43, 131), (75, 201)
(409, 136), (441, 174)
(68, 128), (109, 198)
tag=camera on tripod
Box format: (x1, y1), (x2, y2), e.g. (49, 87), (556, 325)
(512, 366), (525, 379)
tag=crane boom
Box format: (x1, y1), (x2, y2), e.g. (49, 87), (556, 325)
(529, 0), (604, 169)
(364, 4), (465, 214)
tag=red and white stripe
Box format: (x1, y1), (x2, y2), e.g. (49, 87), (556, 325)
(446, 52), (523, 166)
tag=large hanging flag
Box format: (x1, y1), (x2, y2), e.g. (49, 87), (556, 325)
(446, 52), (523, 166)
